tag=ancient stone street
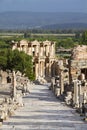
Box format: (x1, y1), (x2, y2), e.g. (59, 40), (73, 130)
(1, 84), (87, 130)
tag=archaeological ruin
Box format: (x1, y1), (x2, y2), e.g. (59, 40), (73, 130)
(11, 40), (87, 111)
(51, 45), (87, 119)
(1, 39), (87, 125)
(0, 69), (33, 126)
(11, 40), (56, 82)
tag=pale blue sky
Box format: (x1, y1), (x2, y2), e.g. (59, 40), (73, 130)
(0, 0), (87, 13)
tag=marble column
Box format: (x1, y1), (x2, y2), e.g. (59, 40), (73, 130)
(73, 80), (79, 107)
(12, 71), (16, 98)
(40, 62), (43, 77)
(48, 63), (50, 77)
(60, 70), (64, 95)
(42, 61), (45, 78)
(35, 63), (39, 79)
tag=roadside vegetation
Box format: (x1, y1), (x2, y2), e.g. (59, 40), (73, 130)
(0, 48), (35, 80)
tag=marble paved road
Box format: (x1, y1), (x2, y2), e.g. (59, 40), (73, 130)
(1, 84), (87, 130)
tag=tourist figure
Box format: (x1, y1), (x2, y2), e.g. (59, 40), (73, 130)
(82, 103), (85, 116)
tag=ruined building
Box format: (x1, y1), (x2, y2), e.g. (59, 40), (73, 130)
(69, 45), (87, 107)
(11, 40), (56, 81)
(69, 45), (87, 83)
(53, 45), (87, 108)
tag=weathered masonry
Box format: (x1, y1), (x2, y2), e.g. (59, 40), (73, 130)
(69, 45), (87, 83)
(52, 45), (87, 109)
(11, 40), (56, 81)
(69, 45), (87, 107)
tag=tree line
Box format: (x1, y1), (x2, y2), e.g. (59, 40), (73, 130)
(0, 49), (35, 80)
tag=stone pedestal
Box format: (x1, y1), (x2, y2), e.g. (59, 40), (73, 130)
(55, 88), (60, 97)
(65, 91), (72, 105)
(51, 77), (55, 91)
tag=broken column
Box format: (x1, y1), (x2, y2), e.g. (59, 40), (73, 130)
(73, 80), (79, 107)
(12, 71), (17, 98)
(65, 91), (72, 105)
(60, 70), (64, 95)
(54, 76), (60, 97)
(12, 71), (23, 107)
(50, 77), (55, 91)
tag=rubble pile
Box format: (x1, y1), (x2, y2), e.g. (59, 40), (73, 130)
(0, 70), (33, 126)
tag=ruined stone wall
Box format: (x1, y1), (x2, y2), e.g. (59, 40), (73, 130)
(69, 60), (87, 83)
(69, 45), (87, 83)
(71, 45), (87, 60)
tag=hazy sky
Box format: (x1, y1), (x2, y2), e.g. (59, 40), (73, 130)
(0, 0), (87, 13)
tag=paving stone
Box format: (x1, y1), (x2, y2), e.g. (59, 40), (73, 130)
(0, 84), (87, 130)
(60, 127), (75, 130)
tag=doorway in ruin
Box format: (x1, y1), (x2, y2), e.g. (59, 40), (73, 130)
(45, 58), (49, 77)
(81, 68), (87, 79)
(7, 76), (11, 83)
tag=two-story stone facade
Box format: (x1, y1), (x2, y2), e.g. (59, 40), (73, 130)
(11, 40), (56, 81)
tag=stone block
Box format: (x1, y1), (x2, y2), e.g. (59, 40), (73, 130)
(8, 108), (15, 117)
(0, 122), (2, 126)
(55, 88), (60, 97)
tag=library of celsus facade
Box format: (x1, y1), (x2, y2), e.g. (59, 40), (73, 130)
(11, 40), (56, 81)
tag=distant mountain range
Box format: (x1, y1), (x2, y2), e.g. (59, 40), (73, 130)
(0, 12), (87, 30)
(42, 23), (87, 30)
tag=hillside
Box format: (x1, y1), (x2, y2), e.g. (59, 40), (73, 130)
(0, 12), (87, 29)
(41, 23), (87, 30)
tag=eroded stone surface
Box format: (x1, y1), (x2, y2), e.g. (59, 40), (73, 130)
(1, 84), (87, 130)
